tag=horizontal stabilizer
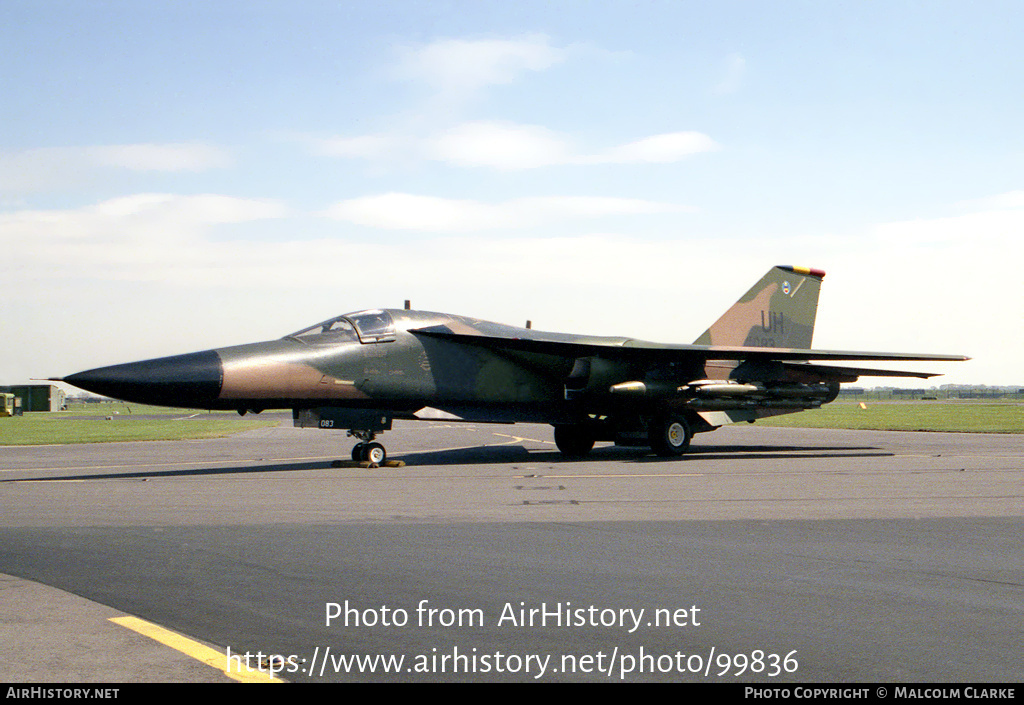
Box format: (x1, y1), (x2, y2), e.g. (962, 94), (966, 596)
(780, 362), (947, 381)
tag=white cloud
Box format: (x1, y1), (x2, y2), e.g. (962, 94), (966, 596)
(422, 121), (571, 169)
(84, 193), (285, 224)
(393, 34), (568, 95)
(324, 193), (500, 231)
(955, 190), (1024, 211)
(321, 193), (688, 231)
(869, 206), (1024, 246)
(0, 143), (231, 194)
(308, 34), (713, 171)
(315, 121), (718, 170)
(592, 132), (720, 164)
(85, 143), (231, 171)
(0, 193), (288, 282)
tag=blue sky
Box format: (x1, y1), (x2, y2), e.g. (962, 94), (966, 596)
(2, 1), (1021, 387)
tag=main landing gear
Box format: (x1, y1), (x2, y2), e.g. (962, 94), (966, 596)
(553, 413), (693, 459)
(553, 425), (596, 458)
(648, 414), (692, 457)
(348, 429), (387, 464)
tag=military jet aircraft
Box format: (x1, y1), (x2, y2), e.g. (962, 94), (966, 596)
(59, 266), (967, 463)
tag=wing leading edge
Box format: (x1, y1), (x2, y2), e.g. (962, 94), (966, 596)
(411, 326), (968, 379)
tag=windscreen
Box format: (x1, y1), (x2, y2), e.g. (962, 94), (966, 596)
(346, 310), (396, 343)
(287, 316), (358, 342)
(287, 310), (395, 344)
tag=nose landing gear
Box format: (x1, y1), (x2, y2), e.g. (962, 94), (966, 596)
(294, 409), (403, 468)
(348, 430), (387, 465)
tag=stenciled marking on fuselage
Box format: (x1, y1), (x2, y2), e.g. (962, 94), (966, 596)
(761, 310), (785, 334)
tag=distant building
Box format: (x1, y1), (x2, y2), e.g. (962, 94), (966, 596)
(0, 385), (66, 412)
(956, 390), (1005, 399)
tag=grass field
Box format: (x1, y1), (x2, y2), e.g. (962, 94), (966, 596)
(2, 400), (1022, 446)
(0, 402), (281, 445)
(754, 401), (1024, 433)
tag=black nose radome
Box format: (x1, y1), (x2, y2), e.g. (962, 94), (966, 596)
(63, 350), (223, 408)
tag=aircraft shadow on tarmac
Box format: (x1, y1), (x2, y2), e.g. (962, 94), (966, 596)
(395, 442), (894, 466)
(2, 461), (330, 484)
(3, 443), (894, 483)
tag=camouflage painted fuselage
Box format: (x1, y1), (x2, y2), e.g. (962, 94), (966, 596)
(217, 310), (578, 422)
(60, 266), (967, 458)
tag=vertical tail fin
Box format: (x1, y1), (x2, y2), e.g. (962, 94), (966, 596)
(693, 265), (826, 349)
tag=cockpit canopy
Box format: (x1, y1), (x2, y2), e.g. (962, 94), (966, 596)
(287, 309), (396, 344)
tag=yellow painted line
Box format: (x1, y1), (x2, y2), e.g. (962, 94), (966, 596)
(404, 435), (535, 456)
(110, 616), (283, 683)
(493, 433), (555, 445)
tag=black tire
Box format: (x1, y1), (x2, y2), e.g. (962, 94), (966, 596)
(554, 425), (595, 458)
(351, 443), (365, 461)
(649, 415), (691, 457)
